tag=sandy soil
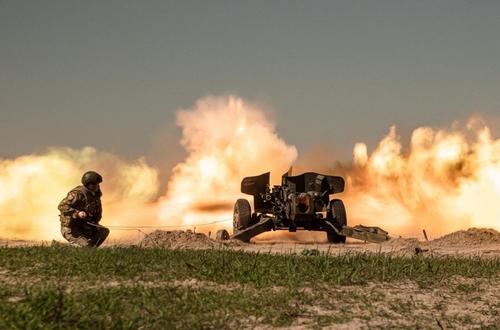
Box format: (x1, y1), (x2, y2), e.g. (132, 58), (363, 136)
(2, 228), (500, 257)
(287, 277), (500, 329)
(136, 227), (500, 257)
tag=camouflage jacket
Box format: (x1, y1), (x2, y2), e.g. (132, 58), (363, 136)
(58, 185), (102, 227)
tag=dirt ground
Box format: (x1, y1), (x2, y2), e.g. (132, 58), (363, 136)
(2, 228), (500, 258)
(140, 227), (500, 257)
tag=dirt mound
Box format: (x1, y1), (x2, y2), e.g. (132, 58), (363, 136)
(431, 228), (500, 246)
(379, 237), (424, 255)
(140, 230), (221, 249)
(384, 237), (420, 247)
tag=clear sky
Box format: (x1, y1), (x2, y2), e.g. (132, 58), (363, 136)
(1, 0), (500, 170)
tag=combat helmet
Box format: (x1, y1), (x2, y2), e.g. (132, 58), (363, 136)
(82, 171), (103, 186)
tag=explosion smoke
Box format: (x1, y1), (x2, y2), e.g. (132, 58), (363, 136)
(0, 147), (159, 240)
(1, 95), (498, 242)
(157, 96), (298, 230)
(344, 119), (500, 237)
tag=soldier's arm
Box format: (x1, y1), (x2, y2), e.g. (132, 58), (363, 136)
(58, 191), (83, 219)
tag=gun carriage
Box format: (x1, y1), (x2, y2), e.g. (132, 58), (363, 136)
(217, 172), (389, 243)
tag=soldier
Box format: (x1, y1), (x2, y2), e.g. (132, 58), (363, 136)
(58, 171), (109, 247)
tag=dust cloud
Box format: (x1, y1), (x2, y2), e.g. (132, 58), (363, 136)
(342, 119), (500, 237)
(1, 96), (498, 241)
(0, 147), (159, 240)
(157, 95), (298, 231)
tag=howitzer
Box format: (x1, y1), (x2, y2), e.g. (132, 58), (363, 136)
(217, 172), (389, 243)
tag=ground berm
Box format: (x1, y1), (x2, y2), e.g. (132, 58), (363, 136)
(217, 171), (390, 243)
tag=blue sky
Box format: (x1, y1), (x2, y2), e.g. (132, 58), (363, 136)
(1, 0), (499, 171)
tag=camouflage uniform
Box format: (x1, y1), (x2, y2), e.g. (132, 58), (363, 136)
(58, 185), (109, 247)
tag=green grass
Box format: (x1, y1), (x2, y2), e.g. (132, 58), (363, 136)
(1, 246), (498, 286)
(0, 286), (315, 329)
(0, 246), (499, 329)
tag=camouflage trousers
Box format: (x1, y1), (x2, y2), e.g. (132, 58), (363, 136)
(61, 223), (110, 247)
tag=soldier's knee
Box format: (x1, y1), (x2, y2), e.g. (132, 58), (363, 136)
(90, 227), (109, 248)
(101, 227), (110, 238)
(96, 227), (109, 243)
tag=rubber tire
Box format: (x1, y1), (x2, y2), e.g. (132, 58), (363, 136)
(233, 199), (252, 234)
(327, 199), (347, 244)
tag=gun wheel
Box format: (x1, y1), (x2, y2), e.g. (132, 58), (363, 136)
(327, 199), (347, 244)
(216, 229), (230, 241)
(233, 199), (252, 234)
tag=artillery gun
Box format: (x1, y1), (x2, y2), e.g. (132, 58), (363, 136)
(217, 172), (389, 243)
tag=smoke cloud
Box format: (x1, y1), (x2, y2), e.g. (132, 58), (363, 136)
(343, 119), (500, 237)
(157, 95), (298, 230)
(1, 95), (498, 242)
(0, 147), (159, 240)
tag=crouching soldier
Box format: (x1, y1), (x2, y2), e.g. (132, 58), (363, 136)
(58, 171), (110, 247)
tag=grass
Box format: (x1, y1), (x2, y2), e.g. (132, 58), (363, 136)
(0, 246), (499, 329)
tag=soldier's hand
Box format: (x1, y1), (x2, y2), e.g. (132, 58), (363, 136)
(77, 211), (87, 219)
